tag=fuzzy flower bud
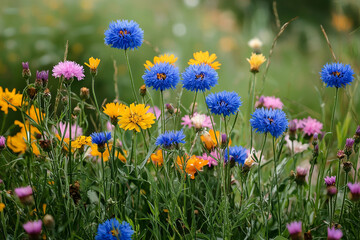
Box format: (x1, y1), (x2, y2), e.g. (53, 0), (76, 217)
(43, 214), (55, 229)
(348, 182), (360, 201)
(80, 87), (90, 100)
(295, 166), (308, 185)
(15, 186), (34, 206)
(343, 161), (352, 173)
(139, 84), (147, 97)
(22, 62), (31, 80)
(327, 186), (338, 197)
(27, 87), (37, 100)
(289, 120), (297, 141)
(344, 138), (355, 156)
(337, 150), (345, 160)
(0, 136), (6, 150)
(166, 103), (174, 115)
(221, 133), (227, 149)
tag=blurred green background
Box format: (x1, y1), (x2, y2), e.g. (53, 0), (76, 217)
(1, 0), (359, 125)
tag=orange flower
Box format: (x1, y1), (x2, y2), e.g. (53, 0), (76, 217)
(176, 155), (208, 179)
(200, 129), (231, 151)
(7, 120), (40, 155)
(150, 149), (163, 166)
(88, 142), (127, 163)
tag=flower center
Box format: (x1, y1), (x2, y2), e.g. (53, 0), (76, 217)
(130, 113), (143, 123)
(195, 73), (205, 80)
(119, 29), (129, 36)
(332, 71), (341, 77)
(268, 118), (274, 124)
(157, 73), (167, 80)
(110, 229), (119, 236)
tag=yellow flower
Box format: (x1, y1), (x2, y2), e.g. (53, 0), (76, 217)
(72, 136), (91, 149)
(55, 134), (71, 152)
(150, 149), (163, 166)
(26, 106), (45, 124)
(88, 142), (127, 163)
(247, 53), (266, 73)
(200, 129), (231, 151)
(0, 87), (23, 114)
(103, 102), (127, 124)
(188, 51), (221, 70)
(84, 57), (100, 70)
(7, 120), (40, 155)
(176, 155), (208, 179)
(118, 103), (155, 132)
(144, 54), (178, 70)
(0, 203), (5, 212)
(332, 13), (353, 32)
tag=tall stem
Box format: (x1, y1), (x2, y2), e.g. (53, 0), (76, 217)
(160, 91), (165, 133)
(124, 50), (139, 103)
(68, 84), (72, 184)
(339, 171), (348, 223)
(257, 134), (268, 234)
(249, 73), (256, 147)
(272, 137), (282, 234)
(191, 91), (198, 116)
(91, 75), (102, 130)
(100, 152), (106, 201)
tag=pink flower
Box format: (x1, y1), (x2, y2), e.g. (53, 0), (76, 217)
(286, 221), (302, 239)
(327, 227), (343, 240)
(294, 117), (323, 136)
(255, 96), (283, 109)
(201, 151), (219, 167)
(23, 220), (42, 238)
(14, 186), (33, 198)
(181, 115), (192, 128)
(52, 61), (85, 80)
(181, 113), (213, 129)
(324, 176), (336, 186)
(147, 106), (161, 120)
(55, 122), (83, 140)
(285, 135), (309, 153)
(0, 136), (5, 149)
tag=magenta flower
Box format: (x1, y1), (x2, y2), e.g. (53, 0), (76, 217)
(0, 136), (5, 149)
(286, 221), (302, 239)
(147, 106), (161, 120)
(181, 113), (212, 129)
(201, 151), (219, 167)
(106, 121), (115, 132)
(348, 182), (360, 201)
(52, 61), (85, 80)
(327, 227), (342, 240)
(55, 122), (83, 140)
(324, 176), (336, 186)
(295, 117), (323, 136)
(23, 220), (42, 239)
(15, 186), (33, 198)
(181, 115), (192, 128)
(255, 95), (284, 109)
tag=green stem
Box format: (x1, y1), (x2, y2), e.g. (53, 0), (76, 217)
(258, 134), (268, 235)
(191, 91), (198, 116)
(92, 75), (102, 130)
(68, 84), (73, 184)
(333, 158), (341, 219)
(339, 172), (348, 223)
(101, 152), (106, 202)
(160, 91), (165, 133)
(272, 137), (282, 234)
(124, 50), (139, 103)
(0, 113), (7, 135)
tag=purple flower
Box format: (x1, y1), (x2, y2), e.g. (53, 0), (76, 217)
(55, 122), (83, 140)
(295, 167), (308, 185)
(327, 227), (342, 240)
(295, 117), (323, 136)
(147, 106), (161, 120)
(0, 136), (6, 149)
(201, 151), (219, 167)
(52, 61), (85, 81)
(23, 220), (42, 238)
(345, 138), (355, 148)
(36, 70), (49, 81)
(324, 176), (336, 186)
(255, 95), (284, 109)
(348, 182), (360, 201)
(14, 186), (33, 198)
(22, 62), (29, 70)
(356, 125), (360, 136)
(181, 113), (213, 130)
(286, 221), (302, 239)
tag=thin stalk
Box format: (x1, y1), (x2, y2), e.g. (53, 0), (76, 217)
(0, 113), (7, 135)
(191, 91), (198, 116)
(160, 91), (165, 133)
(272, 137), (282, 234)
(124, 50), (139, 103)
(101, 152), (106, 202)
(257, 134), (268, 234)
(68, 84), (73, 184)
(249, 73), (256, 148)
(91, 75), (102, 129)
(339, 172), (348, 223)
(333, 158), (341, 218)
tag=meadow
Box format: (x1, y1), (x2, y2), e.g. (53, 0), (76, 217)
(0, 0), (360, 239)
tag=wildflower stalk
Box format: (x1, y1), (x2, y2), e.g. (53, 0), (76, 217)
(272, 137), (282, 234)
(91, 75), (102, 129)
(124, 50), (139, 103)
(111, 125), (117, 199)
(67, 84), (73, 184)
(191, 91), (198, 116)
(257, 133), (268, 235)
(249, 73), (256, 147)
(339, 171), (348, 223)
(160, 91), (165, 133)
(0, 114), (7, 135)
(100, 152), (106, 202)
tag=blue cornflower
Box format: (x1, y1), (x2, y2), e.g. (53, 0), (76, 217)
(181, 63), (218, 92)
(155, 130), (186, 149)
(95, 218), (134, 240)
(91, 132), (111, 153)
(224, 146), (248, 165)
(205, 91), (242, 116)
(320, 62), (355, 88)
(142, 62), (180, 91)
(250, 108), (288, 138)
(104, 20), (144, 50)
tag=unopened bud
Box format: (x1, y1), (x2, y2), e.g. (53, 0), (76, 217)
(73, 106), (81, 116)
(27, 87), (37, 100)
(343, 161), (352, 173)
(139, 85), (147, 97)
(22, 62), (31, 80)
(337, 150), (345, 160)
(221, 133), (227, 148)
(80, 87), (90, 100)
(295, 167), (308, 185)
(43, 214), (55, 229)
(344, 138), (355, 157)
(166, 103), (174, 115)
(289, 120), (297, 141)
(327, 186), (337, 197)
(43, 88), (51, 101)
(39, 139), (52, 152)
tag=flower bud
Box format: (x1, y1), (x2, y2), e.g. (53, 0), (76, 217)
(312, 133), (318, 146)
(312, 144), (319, 159)
(27, 87), (37, 100)
(295, 167), (308, 185)
(221, 133), (227, 148)
(343, 161), (352, 173)
(43, 214), (55, 229)
(344, 138), (354, 157)
(288, 120), (297, 141)
(15, 186), (34, 206)
(73, 106), (81, 116)
(166, 103), (174, 115)
(39, 139), (52, 152)
(0, 136), (6, 151)
(327, 186), (338, 197)
(139, 84), (147, 97)
(337, 150), (345, 160)
(80, 87), (90, 100)
(43, 88), (51, 101)
(62, 96), (68, 106)
(354, 126), (360, 144)
(22, 62), (31, 80)
(36, 70), (49, 88)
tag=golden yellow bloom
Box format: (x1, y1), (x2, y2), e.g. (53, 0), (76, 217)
(7, 120), (40, 155)
(26, 106), (45, 124)
(332, 13), (353, 32)
(103, 102), (127, 124)
(118, 103), (155, 132)
(144, 54), (178, 70)
(0, 87), (23, 114)
(188, 51), (221, 70)
(0, 203), (5, 212)
(247, 53), (266, 73)
(88, 142), (127, 163)
(150, 149), (163, 166)
(176, 155), (208, 179)
(72, 136), (92, 149)
(84, 57), (100, 70)
(200, 129), (231, 151)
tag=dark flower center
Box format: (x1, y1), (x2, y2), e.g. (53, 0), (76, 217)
(157, 73), (167, 80)
(195, 73), (205, 80)
(219, 100), (228, 106)
(331, 71), (341, 77)
(119, 29), (129, 36)
(268, 118), (274, 124)
(110, 228), (119, 236)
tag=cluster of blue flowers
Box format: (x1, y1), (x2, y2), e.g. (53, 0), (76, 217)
(156, 130), (186, 149)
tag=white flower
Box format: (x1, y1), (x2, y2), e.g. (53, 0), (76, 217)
(248, 37), (263, 50)
(285, 135), (309, 154)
